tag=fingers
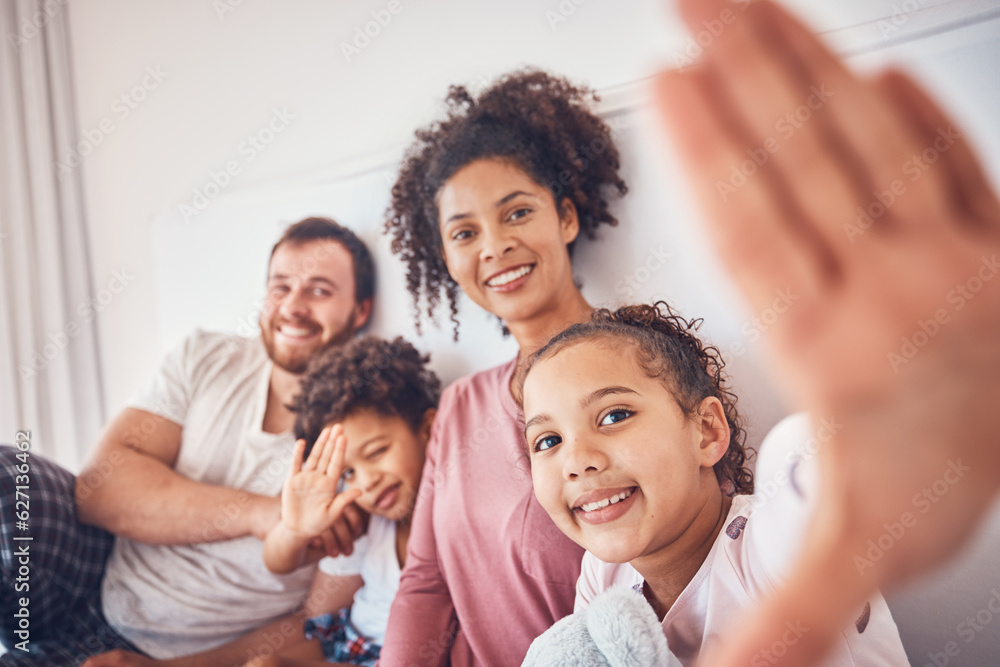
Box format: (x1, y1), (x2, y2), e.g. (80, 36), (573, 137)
(341, 502), (370, 540)
(318, 529), (340, 558)
(328, 488), (364, 525)
(327, 428), (349, 479)
(304, 424), (342, 474)
(750, 0), (954, 225)
(302, 426), (330, 472)
(288, 439), (306, 477)
(315, 424), (340, 474)
(685, 0), (863, 258)
(655, 66), (823, 308)
(876, 69), (1000, 229)
(673, 0), (954, 250)
(326, 512), (356, 557)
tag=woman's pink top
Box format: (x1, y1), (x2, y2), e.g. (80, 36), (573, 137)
(379, 358), (584, 666)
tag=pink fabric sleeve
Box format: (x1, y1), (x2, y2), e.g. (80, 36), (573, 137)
(377, 410), (456, 666)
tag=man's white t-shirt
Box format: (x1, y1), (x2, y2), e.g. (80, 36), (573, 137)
(317, 514), (400, 645)
(101, 330), (316, 658)
(576, 414), (910, 666)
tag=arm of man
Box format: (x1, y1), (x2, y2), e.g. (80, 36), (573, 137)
(82, 571), (364, 667)
(75, 407), (280, 544)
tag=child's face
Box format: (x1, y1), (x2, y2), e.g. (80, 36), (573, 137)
(523, 338), (726, 564)
(337, 409), (431, 522)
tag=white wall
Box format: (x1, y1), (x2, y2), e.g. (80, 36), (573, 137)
(62, 0), (1000, 664)
(64, 0), (1000, 417)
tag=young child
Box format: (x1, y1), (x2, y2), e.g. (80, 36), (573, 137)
(518, 303), (911, 665)
(257, 335), (439, 666)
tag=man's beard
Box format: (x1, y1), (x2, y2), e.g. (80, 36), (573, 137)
(261, 313), (356, 374)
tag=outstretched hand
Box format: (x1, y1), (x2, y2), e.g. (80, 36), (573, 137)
(281, 424), (363, 541)
(655, 0), (1000, 664)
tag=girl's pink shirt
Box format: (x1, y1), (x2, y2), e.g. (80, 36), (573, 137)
(379, 357), (584, 666)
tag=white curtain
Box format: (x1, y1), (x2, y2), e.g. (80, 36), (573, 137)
(0, 0), (105, 470)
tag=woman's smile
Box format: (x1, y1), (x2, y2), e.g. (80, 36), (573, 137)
(484, 263), (535, 291)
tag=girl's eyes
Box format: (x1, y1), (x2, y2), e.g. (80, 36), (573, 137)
(341, 468), (355, 481)
(533, 434), (562, 453)
(600, 408), (633, 426)
(368, 446), (387, 460)
(451, 229), (474, 242)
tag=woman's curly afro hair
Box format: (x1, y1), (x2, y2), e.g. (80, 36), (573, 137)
(385, 68), (629, 339)
(520, 302), (754, 496)
(290, 336), (441, 452)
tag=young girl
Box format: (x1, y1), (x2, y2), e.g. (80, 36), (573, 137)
(379, 69), (627, 666)
(519, 303), (910, 665)
(253, 335), (439, 666)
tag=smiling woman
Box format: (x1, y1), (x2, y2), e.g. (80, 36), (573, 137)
(378, 70), (630, 666)
(385, 68), (627, 342)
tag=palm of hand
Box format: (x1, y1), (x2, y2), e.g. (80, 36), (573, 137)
(765, 208), (1000, 582)
(282, 469), (343, 538)
(657, 0), (1000, 663)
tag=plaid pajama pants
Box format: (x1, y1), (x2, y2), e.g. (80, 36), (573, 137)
(0, 446), (141, 666)
(305, 608), (382, 666)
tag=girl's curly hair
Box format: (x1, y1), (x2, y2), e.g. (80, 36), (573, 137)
(385, 68), (628, 339)
(521, 302), (754, 496)
(290, 336), (441, 452)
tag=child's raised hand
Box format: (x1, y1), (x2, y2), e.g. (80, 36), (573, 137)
(281, 424), (363, 540)
(655, 0), (1000, 664)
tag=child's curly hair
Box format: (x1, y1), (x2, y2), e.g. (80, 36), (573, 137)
(521, 302), (754, 495)
(385, 68), (629, 339)
(290, 336), (441, 451)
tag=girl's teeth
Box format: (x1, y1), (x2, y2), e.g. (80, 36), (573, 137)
(579, 488), (634, 512)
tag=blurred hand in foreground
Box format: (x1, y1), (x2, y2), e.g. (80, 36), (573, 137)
(654, 0), (1000, 664)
